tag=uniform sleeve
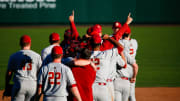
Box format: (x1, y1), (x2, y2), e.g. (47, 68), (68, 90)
(37, 55), (42, 70)
(70, 21), (79, 40)
(37, 66), (45, 86)
(66, 67), (76, 87)
(116, 55), (126, 67)
(112, 24), (128, 41)
(100, 24), (128, 51)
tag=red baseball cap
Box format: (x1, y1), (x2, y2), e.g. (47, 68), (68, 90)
(50, 32), (60, 41)
(92, 34), (102, 44)
(125, 26), (131, 34)
(52, 46), (63, 55)
(20, 35), (31, 43)
(93, 24), (102, 33)
(112, 21), (122, 29)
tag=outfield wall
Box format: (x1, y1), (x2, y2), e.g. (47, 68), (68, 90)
(0, 0), (179, 24)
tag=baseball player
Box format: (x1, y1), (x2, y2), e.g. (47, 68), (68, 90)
(90, 34), (125, 101)
(119, 27), (138, 101)
(4, 35), (42, 101)
(66, 48), (96, 101)
(41, 32), (60, 60)
(37, 46), (82, 101)
(113, 26), (138, 101)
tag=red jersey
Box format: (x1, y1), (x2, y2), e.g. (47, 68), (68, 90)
(71, 65), (96, 101)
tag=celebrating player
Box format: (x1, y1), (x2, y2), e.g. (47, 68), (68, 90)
(37, 46), (82, 101)
(119, 26), (139, 101)
(90, 34), (125, 101)
(4, 35), (42, 101)
(67, 48), (97, 101)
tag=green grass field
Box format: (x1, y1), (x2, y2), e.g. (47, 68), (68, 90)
(0, 25), (180, 90)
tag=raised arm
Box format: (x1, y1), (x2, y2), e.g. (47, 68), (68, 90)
(113, 13), (133, 41)
(100, 13), (133, 51)
(69, 10), (79, 40)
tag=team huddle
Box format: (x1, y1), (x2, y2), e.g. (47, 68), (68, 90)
(3, 11), (139, 101)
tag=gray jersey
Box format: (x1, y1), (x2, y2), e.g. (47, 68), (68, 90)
(41, 45), (56, 60)
(107, 54), (126, 80)
(38, 62), (76, 97)
(118, 39), (138, 78)
(119, 39), (137, 65)
(8, 50), (42, 81)
(90, 48), (119, 83)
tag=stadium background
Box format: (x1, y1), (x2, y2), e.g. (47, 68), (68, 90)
(0, 0), (180, 100)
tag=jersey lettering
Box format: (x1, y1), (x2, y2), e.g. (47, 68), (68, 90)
(22, 63), (32, 71)
(91, 58), (100, 70)
(48, 72), (61, 85)
(129, 48), (134, 55)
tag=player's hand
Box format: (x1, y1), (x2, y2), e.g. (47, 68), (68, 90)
(102, 34), (109, 40)
(126, 13), (133, 25)
(69, 10), (74, 22)
(130, 77), (136, 83)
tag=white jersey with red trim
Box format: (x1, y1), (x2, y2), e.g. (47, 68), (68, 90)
(119, 39), (138, 65)
(41, 44), (57, 60)
(107, 55), (126, 80)
(90, 48), (119, 83)
(38, 62), (76, 97)
(118, 38), (138, 78)
(8, 50), (42, 81)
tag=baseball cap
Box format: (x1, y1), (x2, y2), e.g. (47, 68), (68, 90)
(50, 32), (60, 41)
(112, 21), (122, 29)
(92, 34), (102, 44)
(93, 24), (102, 33)
(125, 26), (131, 34)
(52, 46), (63, 55)
(20, 35), (31, 44)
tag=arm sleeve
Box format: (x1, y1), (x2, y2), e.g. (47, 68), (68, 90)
(112, 23), (128, 41)
(66, 67), (76, 87)
(37, 55), (42, 70)
(100, 24), (128, 51)
(116, 55), (126, 67)
(70, 21), (79, 40)
(37, 67), (44, 86)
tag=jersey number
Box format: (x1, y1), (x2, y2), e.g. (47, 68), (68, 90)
(23, 63), (32, 71)
(91, 58), (100, 70)
(48, 72), (61, 85)
(130, 48), (134, 55)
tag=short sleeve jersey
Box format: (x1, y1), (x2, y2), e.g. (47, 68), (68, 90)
(38, 62), (76, 96)
(8, 50), (42, 81)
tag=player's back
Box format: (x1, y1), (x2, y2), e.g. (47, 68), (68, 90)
(129, 39), (138, 59)
(8, 50), (42, 81)
(39, 62), (76, 97)
(91, 48), (119, 83)
(41, 44), (56, 60)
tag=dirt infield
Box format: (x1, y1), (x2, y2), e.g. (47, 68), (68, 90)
(0, 87), (180, 101)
